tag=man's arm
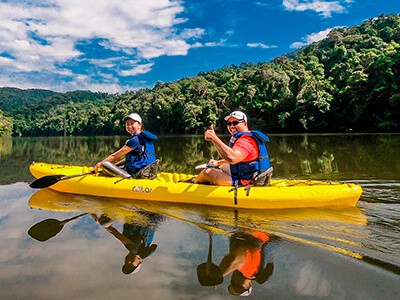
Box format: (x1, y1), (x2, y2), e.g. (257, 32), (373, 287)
(205, 125), (244, 164)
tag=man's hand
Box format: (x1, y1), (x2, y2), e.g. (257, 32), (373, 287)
(204, 124), (217, 141)
(92, 162), (102, 173)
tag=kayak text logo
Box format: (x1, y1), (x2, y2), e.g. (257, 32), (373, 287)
(132, 185), (153, 193)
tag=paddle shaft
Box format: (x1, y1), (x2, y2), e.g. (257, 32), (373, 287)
(196, 232), (223, 286)
(60, 213), (88, 224)
(59, 172), (94, 181)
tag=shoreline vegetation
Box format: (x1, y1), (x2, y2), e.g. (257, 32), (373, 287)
(1, 14), (399, 137)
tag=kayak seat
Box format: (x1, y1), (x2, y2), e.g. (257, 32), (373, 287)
(253, 167), (273, 186)
(134, 159), (160, 179)
(101, 160), (161, 180)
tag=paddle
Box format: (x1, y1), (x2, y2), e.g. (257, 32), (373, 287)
(195, 163), (218, 170)
(29, 171), (94, 189)
(197, 232), (223, 286)
(28, 213), (87, 242)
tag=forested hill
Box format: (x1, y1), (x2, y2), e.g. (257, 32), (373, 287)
(0, 87), (59, 113)
(0, 14), (399, 137)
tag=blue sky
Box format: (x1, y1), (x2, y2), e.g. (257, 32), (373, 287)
(0, 0), (399, 93)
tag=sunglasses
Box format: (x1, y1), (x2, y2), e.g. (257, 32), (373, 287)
(227, 120), (244, 126)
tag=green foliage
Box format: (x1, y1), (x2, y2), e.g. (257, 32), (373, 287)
(0, 109), (13, 137)
(1, 14), (399, 136)
(0, 87), (58, 114)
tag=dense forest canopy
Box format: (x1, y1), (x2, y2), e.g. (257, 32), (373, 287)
(0, 14), (399, 137)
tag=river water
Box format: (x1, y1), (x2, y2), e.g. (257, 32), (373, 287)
(0, 134), (399, 299)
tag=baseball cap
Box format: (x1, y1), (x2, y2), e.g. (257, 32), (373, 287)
(228, 285), (253, 296)
(123, 113), (142, 123)
(224, 111), (247, 122)
(122, 260), (142, 275)
(228, 270), (252, 296)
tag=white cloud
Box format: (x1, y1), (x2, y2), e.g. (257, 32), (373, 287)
(179, 28), (205, 39)
(290, 28), (334, 48)
(294, 262), (332, 297)
(205, 40), (227, 47)
(247, 43), (277, 49)
(283, 0), (348, 18)
(119, 63), (155, 76)
(0, 56), (14, 65)
(0, 0), (204, 92)
(190, 42), (203, 49)
(191, 39), (228, 49)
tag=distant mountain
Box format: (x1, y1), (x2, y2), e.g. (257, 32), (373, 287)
(0, 87), (60, 114)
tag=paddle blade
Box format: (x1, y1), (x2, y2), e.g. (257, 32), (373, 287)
(29, 175), (64, 189)
(195, 164), (208, 170)
(28, 219), (64, 242)
(195, 164), (217, 170)
(196, 262), (223, 286)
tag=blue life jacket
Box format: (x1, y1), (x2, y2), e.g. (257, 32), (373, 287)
(228, 130), (271, 185)
(125, 131), (158, 174)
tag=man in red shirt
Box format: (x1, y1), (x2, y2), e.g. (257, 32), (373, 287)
(194, 111), (261, 186)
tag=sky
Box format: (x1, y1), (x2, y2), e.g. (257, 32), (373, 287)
(0, 1), (399, 94)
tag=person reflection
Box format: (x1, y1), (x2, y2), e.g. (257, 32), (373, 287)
(92, 211), (164, 275)
(219, 230), (274, 296)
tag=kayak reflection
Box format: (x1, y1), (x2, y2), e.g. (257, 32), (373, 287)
(91, 212), (163, 275)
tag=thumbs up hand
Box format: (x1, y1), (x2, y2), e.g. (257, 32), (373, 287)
(204, 124), (216, 141)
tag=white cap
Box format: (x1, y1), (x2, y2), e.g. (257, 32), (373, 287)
(224, 111), (247, 122)
(123, 113), (142, 124)
(228, 285), (253, 296)
(131, 263), (142, 274)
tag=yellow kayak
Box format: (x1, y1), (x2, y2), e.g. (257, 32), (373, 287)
(29, 162), (363, 210)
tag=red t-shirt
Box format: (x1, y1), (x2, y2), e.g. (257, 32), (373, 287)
(232, 135), (259, 162)
(238, 232), (269, 279)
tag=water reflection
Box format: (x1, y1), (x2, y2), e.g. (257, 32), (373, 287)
(2, 134), (400, 185)
(218, 230), (274, 296)
(196, 232), (223, 287)
(28, 213), (87, 242)
(29, 189), (375, 282)
(195, 229), (275, 296)
(91, 211), (163, 275)
(29, 189), (280, 296)
(25, 187), (400, 297)
(28, 194), (164, 277)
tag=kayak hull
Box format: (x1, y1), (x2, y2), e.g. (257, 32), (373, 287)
(29, 162), (363, 209)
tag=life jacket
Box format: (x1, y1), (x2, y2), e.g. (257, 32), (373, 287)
(125, 131), (158, 174)
(238, 232), (269, 278)
(233, 231), (273, 283)
(228, 130), (271, 186)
